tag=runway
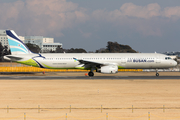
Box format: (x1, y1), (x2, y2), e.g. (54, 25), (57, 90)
(0, 76), (180, 80)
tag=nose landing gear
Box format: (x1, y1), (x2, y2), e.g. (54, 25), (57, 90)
(156, 73), (159, 77)
(156, 69), (159, 77)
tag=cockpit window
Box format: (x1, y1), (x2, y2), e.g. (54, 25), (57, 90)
(165, 57), (172, 60)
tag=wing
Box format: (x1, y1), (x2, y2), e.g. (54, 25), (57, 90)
(73, 58), (116, 68)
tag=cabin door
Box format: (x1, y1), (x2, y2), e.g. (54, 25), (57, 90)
(121, 58), (126, 66)
(156, 56), (161, 63)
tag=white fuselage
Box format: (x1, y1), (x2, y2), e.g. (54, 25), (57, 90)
(5, 53), (177, 69)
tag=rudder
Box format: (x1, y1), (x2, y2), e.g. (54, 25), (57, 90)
(6, 30), (32, 55)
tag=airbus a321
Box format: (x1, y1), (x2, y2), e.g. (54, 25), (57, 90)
(4, 30), (177, 77)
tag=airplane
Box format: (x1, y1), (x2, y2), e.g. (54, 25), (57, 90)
(4, 30), (177, 77)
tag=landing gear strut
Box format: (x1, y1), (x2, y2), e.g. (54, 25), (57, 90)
(88, 67), (95, 77)
(88, 71), (94, 77)
(156, 69), (159, 77)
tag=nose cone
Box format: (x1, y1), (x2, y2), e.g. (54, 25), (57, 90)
(173, 60), (178, 67)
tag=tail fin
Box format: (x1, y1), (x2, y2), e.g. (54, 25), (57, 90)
(6, 30), (32, 55)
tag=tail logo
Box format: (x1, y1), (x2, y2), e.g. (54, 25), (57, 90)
(6, 30), (31, 55)
(73, 58), (78, 62)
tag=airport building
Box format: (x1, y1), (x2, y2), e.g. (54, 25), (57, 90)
(23, 36), (62, 53)
(42, 43), (62, 52)
(24, 36), (44, 49)
(18, 36), (25, 42)
(0, 30), (63, 53)
(0, 30), (8, 48)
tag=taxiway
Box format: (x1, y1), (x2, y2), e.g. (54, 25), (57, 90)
(0, 76), (180, 80)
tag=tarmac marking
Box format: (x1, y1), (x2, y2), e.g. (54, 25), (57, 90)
(0, 76), (180, 80)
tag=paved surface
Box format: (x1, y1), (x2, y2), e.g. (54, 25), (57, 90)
(0, 76), (180, 80)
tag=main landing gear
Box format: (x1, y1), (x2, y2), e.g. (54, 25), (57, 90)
(156, 69), (159, 77)
(88, 67), (95, 77)
(88, 71), (94, 77)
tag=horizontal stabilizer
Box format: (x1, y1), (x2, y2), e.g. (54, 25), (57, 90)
(4, 55), (23, 61)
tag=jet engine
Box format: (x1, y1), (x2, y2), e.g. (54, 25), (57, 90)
(97, 65), (118, 74)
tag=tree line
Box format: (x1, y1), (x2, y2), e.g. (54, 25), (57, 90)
(0, 41), (137, 62)
(0, 43), (11, 61)
(27, 41), (137, 53)
(95, 41), (137, 53)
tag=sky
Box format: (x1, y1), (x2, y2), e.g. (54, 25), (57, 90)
(1, 0), (180, 53)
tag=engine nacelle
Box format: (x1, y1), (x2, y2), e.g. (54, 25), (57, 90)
(97, 65), (118, 74)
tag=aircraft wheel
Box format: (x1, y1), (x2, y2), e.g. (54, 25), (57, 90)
(88, 72), (94, 77)
(156, 73), (159, 77)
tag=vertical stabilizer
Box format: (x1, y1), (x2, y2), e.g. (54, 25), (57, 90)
(6, 30), (32, 55)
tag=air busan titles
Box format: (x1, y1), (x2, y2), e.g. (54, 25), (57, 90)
(4, 30), (177, 77)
